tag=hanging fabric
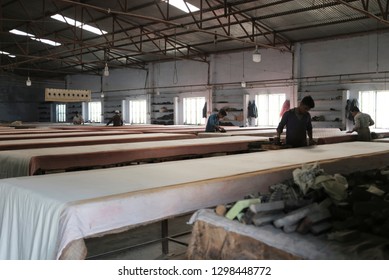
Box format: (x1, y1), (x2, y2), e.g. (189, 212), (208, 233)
(280, 99), (290, 117)
(248, 100), (258, 118)
(345, 99), (358, 122)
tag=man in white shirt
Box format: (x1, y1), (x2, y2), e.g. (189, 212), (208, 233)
(72, 111), (84, 125)
(346, 106), (374, 141)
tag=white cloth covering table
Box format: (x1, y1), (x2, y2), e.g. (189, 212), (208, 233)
(1, 142), (389, 260)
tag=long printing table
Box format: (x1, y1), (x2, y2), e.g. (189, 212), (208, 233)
(374, 138), (389, 143)
(0, 136), (267, 178)
(1, 142), (389, 260)
(199, 128), (342, 137)
(0, 133), (195, 150)
(0, 130), (140, 141)
(0, 129), (91, 135)
(198, 128), (358, 144)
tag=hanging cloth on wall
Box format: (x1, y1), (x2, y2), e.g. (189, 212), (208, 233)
(248, 100), (258, 118)
(345, 99), (358, 122)
(279, 99), (290, 117)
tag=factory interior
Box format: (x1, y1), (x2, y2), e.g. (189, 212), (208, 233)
(1, 0), (389, 261)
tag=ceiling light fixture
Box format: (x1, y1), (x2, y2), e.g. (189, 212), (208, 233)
(26, 76), (31, 86)
(103, 63), (109, 77)
(0, 50), (16, 58)
(252, 46), (261, 63)
(162, 0), (199, 13)
(9, 29), (61, 46)
(51, 14), (107, 35)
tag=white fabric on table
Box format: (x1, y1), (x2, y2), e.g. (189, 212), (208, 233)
(0, 180), (66, 259)
(1, 142), (389, 259)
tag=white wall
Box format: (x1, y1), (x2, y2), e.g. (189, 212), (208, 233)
(211, 48), (293, 85)
(153, 60), (209, 88)
(299, 32), (389, 82)
(66, 74), (101, 92)
(67, 48), (294, 94)
(298, 33), (389, 105)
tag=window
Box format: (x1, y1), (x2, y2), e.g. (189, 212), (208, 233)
(88, 101), (102, 123)
(55, 104), (66, 122)
(183, 97), (206, 125)
(129, 100), (147, 124)
(359, 90), (389, 128)
(255, 93), (286, 126)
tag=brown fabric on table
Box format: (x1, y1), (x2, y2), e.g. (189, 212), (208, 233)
(316, 134), (357, 145)
(28, 137), (262, 175)
(0, 129), (90, 135)
(0, 133), (196, 150)
(0, 130), (139, 141)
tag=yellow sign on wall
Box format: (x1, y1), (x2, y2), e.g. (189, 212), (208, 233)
(45, 88), (91, 102)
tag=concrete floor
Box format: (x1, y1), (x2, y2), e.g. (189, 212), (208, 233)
(84, 213), (193, 260)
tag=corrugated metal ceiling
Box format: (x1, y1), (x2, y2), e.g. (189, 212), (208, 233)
(0, 0), (388, 79)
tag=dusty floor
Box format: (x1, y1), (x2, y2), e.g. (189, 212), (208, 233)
(84, 213), (193, 260)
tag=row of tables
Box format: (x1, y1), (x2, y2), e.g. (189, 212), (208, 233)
(0, 124), (370, 177)
(0, 123), (388, 259)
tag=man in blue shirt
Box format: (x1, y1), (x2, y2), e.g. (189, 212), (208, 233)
(276, 96), (315, 148)
(205, 109), (227, 132)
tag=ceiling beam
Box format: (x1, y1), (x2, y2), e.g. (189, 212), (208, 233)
(335, 0), (389, 25)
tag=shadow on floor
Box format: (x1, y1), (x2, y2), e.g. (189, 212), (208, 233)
(85, 214), (193, 260)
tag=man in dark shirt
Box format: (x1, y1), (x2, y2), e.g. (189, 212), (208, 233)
(276, 96), (315, 148)
(205, 109), (227, 132)
(106, 110), (124, 126)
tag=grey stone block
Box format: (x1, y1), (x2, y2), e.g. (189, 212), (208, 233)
(297, 208), (331, 234)
(273, 203), (319, 228)
(283, 223), (298, 233)
(252, 211), (285, 226)
(310, 221), (332, 235)
(249, 200), (285, 213)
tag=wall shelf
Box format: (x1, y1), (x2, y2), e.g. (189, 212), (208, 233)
(150, 95), (175, 125)
(298, 89), (349, 130)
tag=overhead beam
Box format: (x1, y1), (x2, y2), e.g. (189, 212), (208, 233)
(53, 0), (289, 52)
(335, 0), (389, 25)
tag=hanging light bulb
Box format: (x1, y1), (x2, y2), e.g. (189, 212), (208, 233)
(252, 46), (261, 63)
(103, 63), (109, 76)
(26, 76), (31, 86)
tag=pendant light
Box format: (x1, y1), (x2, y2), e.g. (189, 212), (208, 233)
(252, 46), (261, 63)
(26, 75), (31, 86)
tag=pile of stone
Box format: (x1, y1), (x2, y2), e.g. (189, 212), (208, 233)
(215, 163), (389, 239)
